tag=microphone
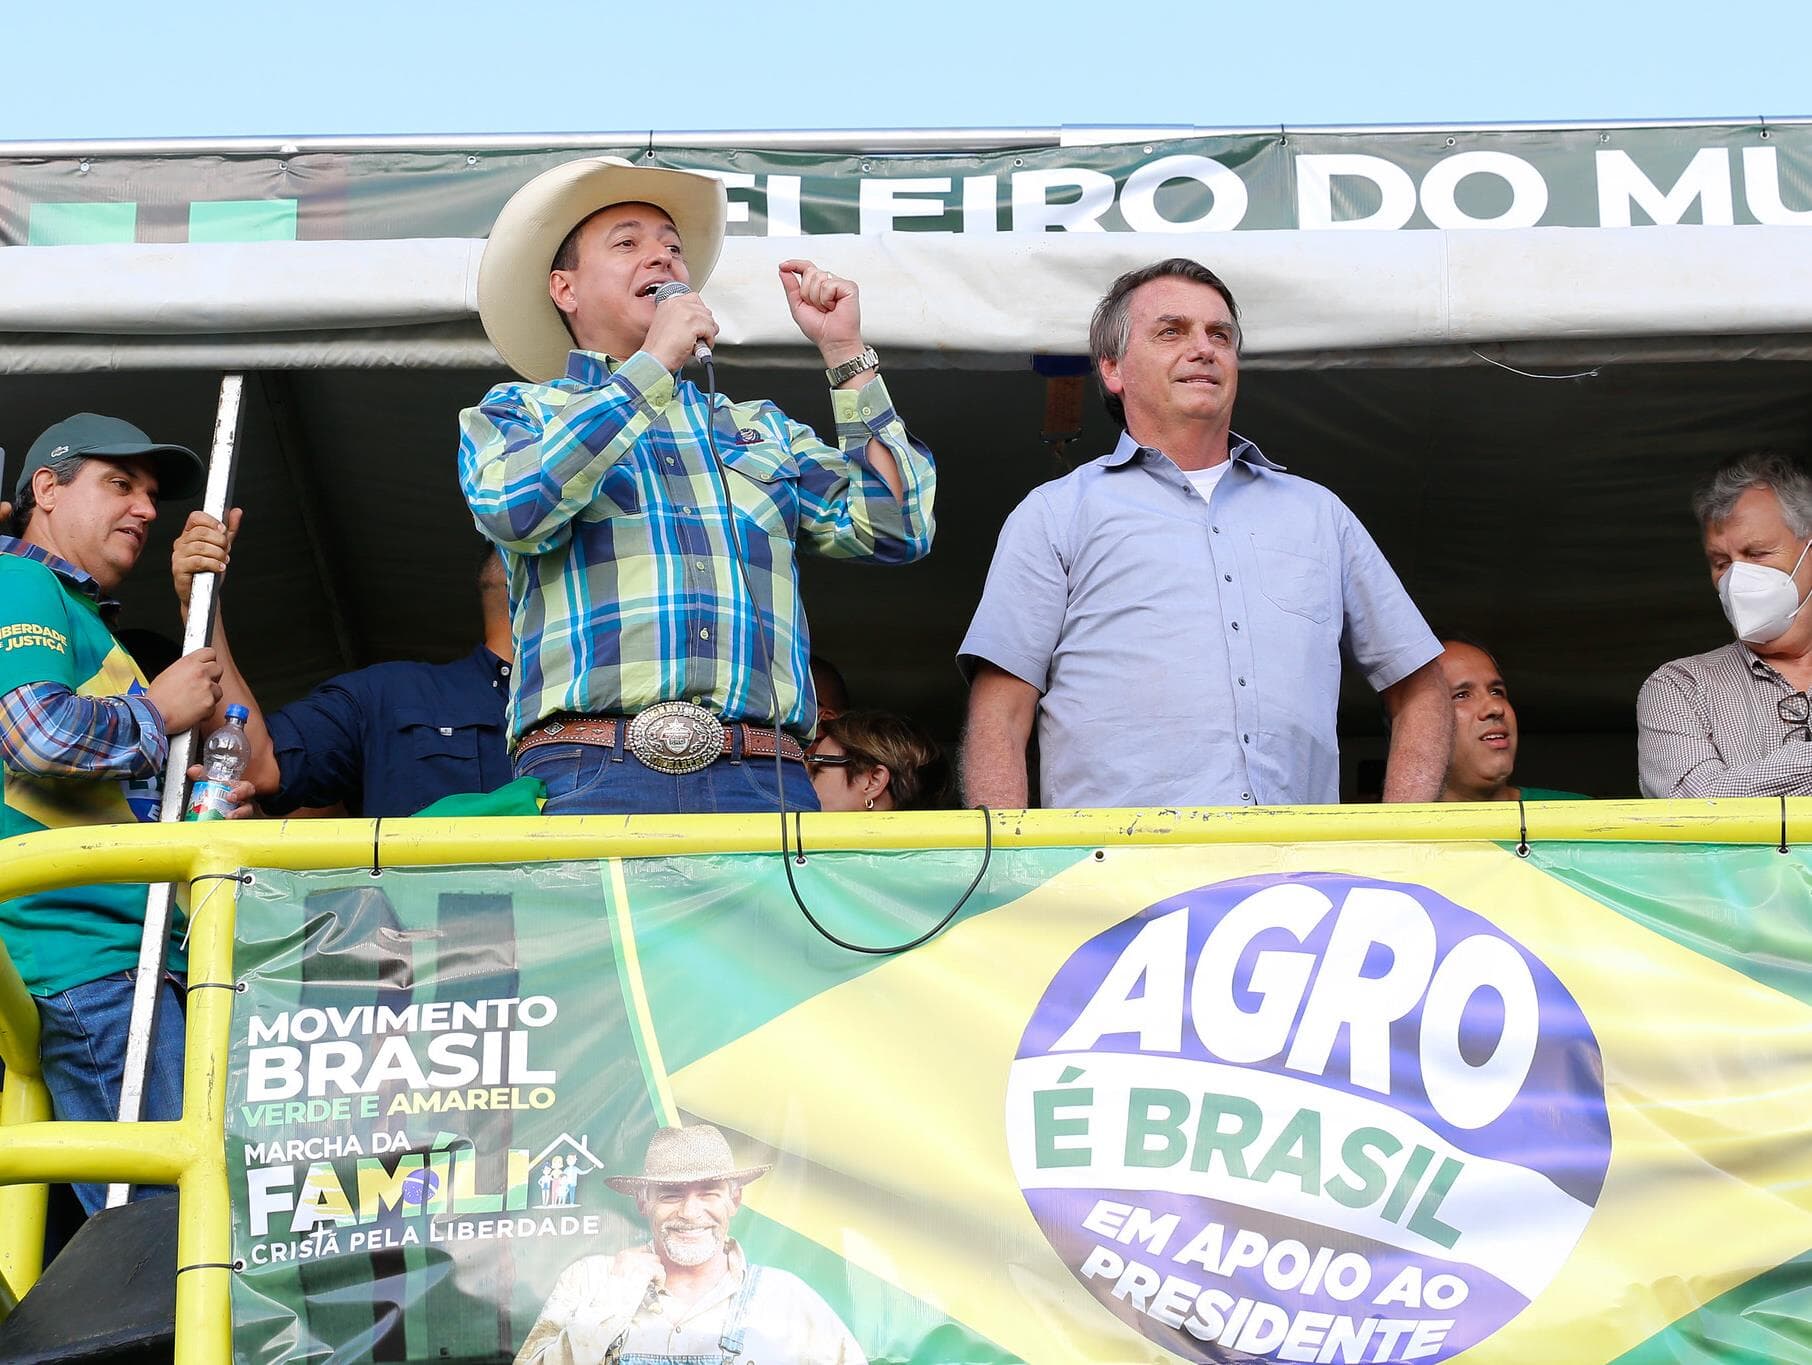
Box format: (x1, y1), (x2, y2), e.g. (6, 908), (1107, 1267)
(650, 280), (713, 364)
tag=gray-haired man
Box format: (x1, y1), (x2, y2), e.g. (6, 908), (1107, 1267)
(959, 258), (1450, 810)
(515, 1124), (865, 1364)
(1639, 452), (1812, 797)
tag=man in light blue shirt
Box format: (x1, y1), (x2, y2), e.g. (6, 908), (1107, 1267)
(959, 258), (1450, 810)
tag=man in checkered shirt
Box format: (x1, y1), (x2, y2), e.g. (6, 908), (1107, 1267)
(459, 158), (934, 815)
(1638, 453), (1812, 798)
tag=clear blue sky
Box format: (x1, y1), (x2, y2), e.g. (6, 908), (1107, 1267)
(2, 0), (1806, 140)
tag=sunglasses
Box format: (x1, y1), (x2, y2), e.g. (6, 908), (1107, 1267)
(1780, 692), (1811, 742)
(803, 754), (852, 769)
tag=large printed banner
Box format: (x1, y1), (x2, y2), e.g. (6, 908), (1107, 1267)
(8, 124), (1812, 247)
(226, 840), (1812, 1363)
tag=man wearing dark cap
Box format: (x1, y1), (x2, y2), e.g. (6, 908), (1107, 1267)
(1, 413), (257, 1212)
(459, 157), (935, 815)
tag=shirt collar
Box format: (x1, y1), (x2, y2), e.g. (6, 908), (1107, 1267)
(1739, 643), (1793, 685)
(1104, 428), (1284, 472)
(474, 643), (512, 683)
(0, 534), (119, 612)
(564, 348), (697, 402)
(563, 349), (623, 386)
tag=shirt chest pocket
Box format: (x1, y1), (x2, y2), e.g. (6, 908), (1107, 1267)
(1250, 534), (1334, 625)
(720, 437), (799, 539)
(397, 707), (497, 767)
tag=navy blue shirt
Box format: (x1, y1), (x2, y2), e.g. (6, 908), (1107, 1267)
(265, 646), (512, 818)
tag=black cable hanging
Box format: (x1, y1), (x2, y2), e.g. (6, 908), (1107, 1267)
(699, 353), (993, 954)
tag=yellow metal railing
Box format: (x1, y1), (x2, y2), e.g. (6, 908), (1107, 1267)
(0, 799), (1806, 1362)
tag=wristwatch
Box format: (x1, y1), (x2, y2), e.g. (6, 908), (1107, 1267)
(825, 346), (880, 387)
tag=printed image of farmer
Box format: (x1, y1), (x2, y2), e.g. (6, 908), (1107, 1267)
(514, 1123), (866, 1364)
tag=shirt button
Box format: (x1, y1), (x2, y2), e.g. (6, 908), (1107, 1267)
(1242, 733), (1250, 743)
(695, 560), (707, 571)
(1212, 525), (1220, 533)
(682, 505), (695, 515)
(1223, 574), (1232, 582)
(699, 628), (710, 640)
(1242, 792), (1252, 802)
(1231, 622), (1240, 631)
(1238, 677), (1246, 686)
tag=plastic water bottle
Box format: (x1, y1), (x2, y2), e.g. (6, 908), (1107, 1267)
(184, 703), (250, 822)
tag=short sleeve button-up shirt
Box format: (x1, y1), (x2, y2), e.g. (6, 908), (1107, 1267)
(959, 431), (1439, 809)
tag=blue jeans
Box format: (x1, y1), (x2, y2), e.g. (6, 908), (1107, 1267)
(36, 970), (186, 1214)
(516, 738), (819, 815)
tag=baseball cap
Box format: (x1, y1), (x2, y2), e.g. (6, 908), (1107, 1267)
(12, 413), (204, 504)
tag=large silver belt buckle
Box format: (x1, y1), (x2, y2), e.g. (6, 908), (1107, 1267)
(626, 701), (725, 776)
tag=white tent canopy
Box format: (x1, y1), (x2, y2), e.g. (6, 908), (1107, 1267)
(4, 226), (1812, 370)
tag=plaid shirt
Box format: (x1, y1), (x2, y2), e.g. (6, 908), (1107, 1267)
(459, 349), (935, 742)
(0, 680), (166, 780)
(1637, 640), (1812, 797)
(0, 537), (166, 781)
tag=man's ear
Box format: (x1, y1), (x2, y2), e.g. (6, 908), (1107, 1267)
(549, 270), (578, 319)
(728, 1184), (743, 1213)
(30, 464), (61, 510)
(1098, 356), (1124, 398)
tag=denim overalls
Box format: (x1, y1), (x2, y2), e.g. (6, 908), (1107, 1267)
(611, 1267), (765, 1365)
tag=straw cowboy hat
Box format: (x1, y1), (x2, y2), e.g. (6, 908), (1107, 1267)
(477, 156), (729, 382)
(605, 1124), (772, 1196)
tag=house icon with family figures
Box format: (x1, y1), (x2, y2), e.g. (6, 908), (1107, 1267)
(532, 1133), (604, 1209)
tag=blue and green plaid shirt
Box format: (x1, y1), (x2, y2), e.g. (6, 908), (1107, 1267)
(459, 349), (936, 743)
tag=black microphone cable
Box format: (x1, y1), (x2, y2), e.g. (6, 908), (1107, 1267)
(694, 351), (991, 955)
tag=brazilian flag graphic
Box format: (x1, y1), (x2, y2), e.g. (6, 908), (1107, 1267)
(227, 838), (1812, 1363)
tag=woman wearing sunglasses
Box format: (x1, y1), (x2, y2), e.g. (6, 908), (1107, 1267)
(806, 710), (951, 812)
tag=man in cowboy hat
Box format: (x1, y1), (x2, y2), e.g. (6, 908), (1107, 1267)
(515, 1123), (865, 1364)
(460, 157), (936, 815)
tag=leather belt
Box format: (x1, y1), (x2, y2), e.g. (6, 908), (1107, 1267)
(515, 706), (806, 773)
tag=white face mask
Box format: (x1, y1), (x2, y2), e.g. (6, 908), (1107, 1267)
(1718, 539), (1812, 644)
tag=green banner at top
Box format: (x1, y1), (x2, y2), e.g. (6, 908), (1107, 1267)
(5, 124), (1812, 247)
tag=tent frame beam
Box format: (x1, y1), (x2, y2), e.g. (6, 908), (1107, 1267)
(2, 115), (1809, 159)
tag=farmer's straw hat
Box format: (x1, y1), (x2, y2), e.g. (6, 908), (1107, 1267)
(605, 1124), (771, 1195)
